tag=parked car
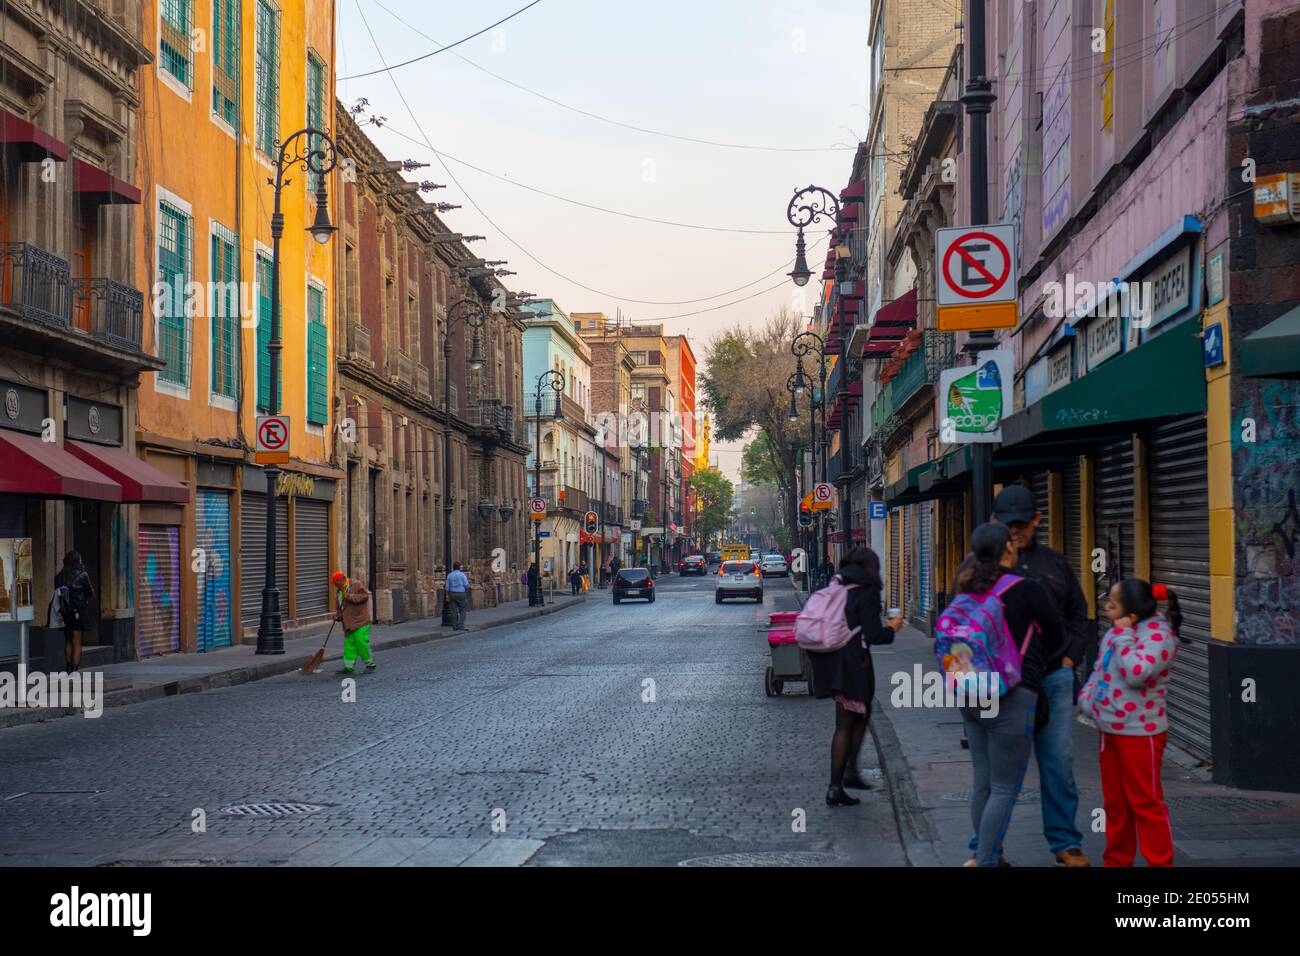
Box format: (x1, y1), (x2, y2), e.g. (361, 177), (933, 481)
(706, 551), (723, 567)
(612, 567), (655, 603)
(715, 560), (763, 603)
(760, 553), (789, 577)
(679, 554), (707, 575)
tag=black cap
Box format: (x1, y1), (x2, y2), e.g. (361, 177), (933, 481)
(993, 485), (1037, 524)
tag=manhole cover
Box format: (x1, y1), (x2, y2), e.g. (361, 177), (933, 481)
(1164, 796), (1287, 812)
(942, 789), (1043, 803)
(678, 852), (842, 867)
(220, 802), (324, 817)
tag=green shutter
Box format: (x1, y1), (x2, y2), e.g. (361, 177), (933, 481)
(255, 1), (280, 157)
(160, 0), (193, 89)
(306, 54), (326, 193)
(210, 224), (239, 399)
(158, 202), (191, 386)
(307, 285), (328, 425)
(212, 0), (239, 128)
(255, 254), (279, 412)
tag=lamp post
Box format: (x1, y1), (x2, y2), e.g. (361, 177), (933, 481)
(786, 185), (840, 287)
(792, 330), (828, 586)
(440, 298), (486, 624)
(532, 369), (564, 604)
(660, 453), (679, 573)
(256, 126), (337, 655)
(786, 370), (810, 589)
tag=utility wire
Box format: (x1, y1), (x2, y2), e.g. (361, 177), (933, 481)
(338, 0), (545, 80)
(353, 0), (831, 307)
(366, 0), (855, 153)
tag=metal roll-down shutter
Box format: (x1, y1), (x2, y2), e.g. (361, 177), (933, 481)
(294, 498), (331, 619)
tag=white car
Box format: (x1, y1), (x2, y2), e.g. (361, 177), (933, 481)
(715, 560), (763, 603)
(760, 554), (789, 577)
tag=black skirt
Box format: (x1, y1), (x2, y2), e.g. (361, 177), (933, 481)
(809, 636), (876, 706)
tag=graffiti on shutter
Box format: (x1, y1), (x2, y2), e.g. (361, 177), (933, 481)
(196, 489), (233, 651)
(137, 524), (181, 657)
(1147, 414), (1212, 760)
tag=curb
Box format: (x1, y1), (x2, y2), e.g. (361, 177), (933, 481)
(0, 596), (584, 732)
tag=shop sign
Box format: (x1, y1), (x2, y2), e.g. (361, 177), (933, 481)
(66, 397), (123, 445)
(276, 473), (315, 497)
(938, 350), (1014, 444)
(1085, 309), (1124, 372)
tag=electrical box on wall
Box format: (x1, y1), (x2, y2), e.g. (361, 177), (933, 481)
(1254, 172), (1300, 224)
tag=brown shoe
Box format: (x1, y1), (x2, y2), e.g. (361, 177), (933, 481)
(1055, 847), (1091, 867)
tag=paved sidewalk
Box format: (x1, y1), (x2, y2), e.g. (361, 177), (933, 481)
(0, 593), (584, 731)
(873, 625), (1300, 867)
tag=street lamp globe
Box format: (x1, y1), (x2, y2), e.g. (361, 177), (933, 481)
(308, 184), (335, 245)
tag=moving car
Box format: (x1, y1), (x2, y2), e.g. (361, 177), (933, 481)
(715, 560), (763, 603)
(706, 551), (723, 567)
(612, 567), (655, 603)
(679, 554), (707, 575)
(760, 553), (789, 577)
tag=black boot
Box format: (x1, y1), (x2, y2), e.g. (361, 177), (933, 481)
(826, 785), (861, 807)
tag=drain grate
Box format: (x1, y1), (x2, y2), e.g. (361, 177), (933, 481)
(220, 802), (324, 817)
(943, 789), (1047, 803)
(678, 852), (842, 867)
(1164, 796), (1288, 813)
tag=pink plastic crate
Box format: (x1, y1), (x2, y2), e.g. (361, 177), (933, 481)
(767, 628), (798, 646)
(768, 612), (798, 625)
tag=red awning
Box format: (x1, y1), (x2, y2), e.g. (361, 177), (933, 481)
(840, 180), (866, 202)
(861, 288), (919, 356)
(72, 158), (142, 205)
(65, 440), (188, 503)
(0, 106), (68, 162)
(0, 430), (121, 500)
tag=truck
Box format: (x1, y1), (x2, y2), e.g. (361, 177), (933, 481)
(720, 543), (750, 563)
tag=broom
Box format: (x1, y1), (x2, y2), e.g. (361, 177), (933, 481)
(301, 619), (337, 675)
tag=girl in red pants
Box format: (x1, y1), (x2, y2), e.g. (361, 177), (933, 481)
(1078, 579), (1184, 867)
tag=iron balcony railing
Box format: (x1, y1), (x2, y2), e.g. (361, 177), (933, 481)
(1, 241), (71, 330)
(870, 329), (955, 436)
(72, 277), (144, 351)
(417, 364), (430, 398)
(349, 323), (371, 362)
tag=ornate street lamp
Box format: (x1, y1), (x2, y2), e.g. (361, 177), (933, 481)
(257, 126), (337, 655)
(440, 297), (487, 624)
(786, 185), (839, 288)
(792, 330), (829, 587)
(531, 369), (565, 604)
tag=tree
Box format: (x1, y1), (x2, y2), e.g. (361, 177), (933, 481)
(688, 467), (734, 547)
(700, 308), (810, 535)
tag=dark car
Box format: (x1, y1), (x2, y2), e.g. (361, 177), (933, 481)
(612, 567), (655, 604)
(706, 551), (723, 567)
(679, 554), (707, 575)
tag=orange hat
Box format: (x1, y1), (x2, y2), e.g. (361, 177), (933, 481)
(331, 571), (348, 587)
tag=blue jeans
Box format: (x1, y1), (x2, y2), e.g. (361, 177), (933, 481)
(961, 685), (1036, 867)
(966, 668), (1084, 858)
(1035, 665), (1083, 853)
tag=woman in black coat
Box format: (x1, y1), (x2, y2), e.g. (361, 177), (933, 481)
(809, 547), (903, 807)
(56, 550), (94, 672)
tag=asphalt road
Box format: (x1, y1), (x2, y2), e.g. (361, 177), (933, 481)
(0, 573), (904, 867)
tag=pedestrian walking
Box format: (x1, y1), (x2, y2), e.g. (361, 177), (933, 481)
(989, 484), (1093, 867)
(568, 565), (582, 596)
(446, 562), (470, 630)
(53, 551), (94, 672)
(946, 522), (1066, 867)
(1079, 578), (1182, 867)
(807, 547), (901, 808)
(527, 561), (540, 606)
(601, 558), (612, 588)
(332, 571), (375, 673)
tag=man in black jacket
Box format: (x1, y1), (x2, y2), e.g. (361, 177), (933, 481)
(992, 484), (1092, 867)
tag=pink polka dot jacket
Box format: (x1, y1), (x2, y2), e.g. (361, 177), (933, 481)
(1078, 613), (1178, 736)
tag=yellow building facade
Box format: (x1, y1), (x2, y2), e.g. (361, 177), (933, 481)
(133, 0), (339, 654)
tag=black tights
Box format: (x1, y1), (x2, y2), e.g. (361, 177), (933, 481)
(831, 701), (870, 786)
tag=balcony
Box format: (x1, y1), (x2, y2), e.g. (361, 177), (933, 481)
(0, 243), (158, 373)
(870, 329), (954, 439)
(348, 323), (371, 365)
(72, 277), (143, 352)
(416, 364), (431, 400)
(559, 393), (586, 427)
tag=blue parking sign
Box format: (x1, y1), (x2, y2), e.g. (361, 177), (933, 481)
(1203, 322), (1224, 368)
(869, 501), (887, 520)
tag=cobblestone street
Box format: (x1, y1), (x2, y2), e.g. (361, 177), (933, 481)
(0, 577), (904, 867)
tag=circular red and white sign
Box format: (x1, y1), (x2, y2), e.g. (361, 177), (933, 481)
(528, 497), (547, 515)
(813, 482), (833, 502)
(257, 417), (288, 451)
(942, 231), (1012, 300)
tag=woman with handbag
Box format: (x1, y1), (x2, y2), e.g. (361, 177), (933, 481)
(809, 547), (901, 808)
(55, 551), (95, 672)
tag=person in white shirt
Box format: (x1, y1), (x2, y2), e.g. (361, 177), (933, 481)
(446, 563), (470, 630)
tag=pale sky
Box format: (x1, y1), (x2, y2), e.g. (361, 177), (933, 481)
(336, 0), (871, 480)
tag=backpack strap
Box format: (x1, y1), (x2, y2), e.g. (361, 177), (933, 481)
(989, 573), (1023, 598)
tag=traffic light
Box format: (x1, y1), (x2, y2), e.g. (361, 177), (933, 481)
(798, 501), (813, 528)
(584, 511), (599, 535)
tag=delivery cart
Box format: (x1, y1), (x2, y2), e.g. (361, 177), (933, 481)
(763, 611), (815, 696)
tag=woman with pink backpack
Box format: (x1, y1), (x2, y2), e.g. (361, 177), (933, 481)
(944, 523), (1066, 866)
(802, 547), (903, 808)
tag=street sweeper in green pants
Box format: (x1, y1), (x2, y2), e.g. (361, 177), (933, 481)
(332, 571), (375, 673)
